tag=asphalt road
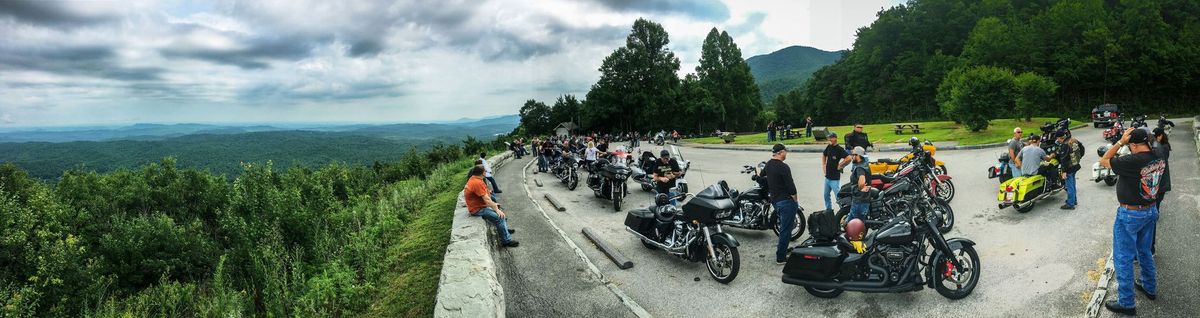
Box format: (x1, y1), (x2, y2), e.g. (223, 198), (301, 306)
(497, 121), (1198, 318)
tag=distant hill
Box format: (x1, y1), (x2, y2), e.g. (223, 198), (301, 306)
(746, 46), (844, 104)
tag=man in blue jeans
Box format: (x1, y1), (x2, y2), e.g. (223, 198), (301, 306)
(846, 147), (871, 224)
(821, 132), (851, 211)
(1056, 131), (1084, 209)
(465, 165), (518, 247)
(1100, 128), (1164, 315)
(762, 144), (799, 265)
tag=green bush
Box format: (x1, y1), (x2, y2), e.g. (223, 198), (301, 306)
(938, 65), (1017, 131)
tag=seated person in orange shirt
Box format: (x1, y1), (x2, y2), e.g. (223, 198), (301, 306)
(465, 165), (519, 247)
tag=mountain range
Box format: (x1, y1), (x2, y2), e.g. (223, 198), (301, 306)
(746, 45), (845, 104)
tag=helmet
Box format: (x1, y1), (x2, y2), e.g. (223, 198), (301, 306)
(846, 219), (866, 241)
(908, 137), (920, 148)
(654, 205), (678, 223)
(654, 193), (671, 207)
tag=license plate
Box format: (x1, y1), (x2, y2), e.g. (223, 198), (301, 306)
(1004, 192), (1014, 203)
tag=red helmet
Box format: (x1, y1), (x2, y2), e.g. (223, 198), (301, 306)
(846, 219), (866, 241)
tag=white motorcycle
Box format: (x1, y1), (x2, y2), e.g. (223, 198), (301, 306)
(1091, 143), (1129, 186)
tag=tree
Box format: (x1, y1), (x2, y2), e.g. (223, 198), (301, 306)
(549, 94), (582, 127)
(584, 18), (681, 133)
(679, 74), (722, 133)
(1013, 72), (1059, 121)
(937, 66), (1016, 131)
(697, 28), (762, 131)
(517, 99), (553, 135)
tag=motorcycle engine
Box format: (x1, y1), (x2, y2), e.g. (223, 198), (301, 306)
(880, 245), (915, 282)
(739, 201), (763, 224)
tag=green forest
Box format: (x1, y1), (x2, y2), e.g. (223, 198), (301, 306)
(518, 0), (1200, 135)
(0, 136), (504, 317)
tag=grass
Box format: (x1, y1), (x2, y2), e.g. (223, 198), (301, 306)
(688, 118), (1082, 146)
(368, 190), (458, 317)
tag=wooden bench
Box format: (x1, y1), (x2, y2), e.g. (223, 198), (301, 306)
(893, 123), (921, 134)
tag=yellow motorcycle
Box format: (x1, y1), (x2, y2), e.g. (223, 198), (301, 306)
(869, 141), (949, 176)
(997, 159), (1063, 213)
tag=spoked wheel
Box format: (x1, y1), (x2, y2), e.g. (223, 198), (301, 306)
(932, 198), (955, 233)
(706, 240), (740, 284)
(936, 179), (956, 202)
(804, 286), (844, 298)
(566, 174), (578, 191)
(612, 184), (624, 211)
(934, 245), (981, 299)
(771, 207), (805, 241)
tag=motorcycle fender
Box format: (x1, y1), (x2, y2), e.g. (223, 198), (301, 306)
(926, 238), (977, 288)
(709, 232), (740, 247)
(936, 175), (952, 182)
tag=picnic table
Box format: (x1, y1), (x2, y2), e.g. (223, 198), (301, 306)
(893, 123), (921, 134)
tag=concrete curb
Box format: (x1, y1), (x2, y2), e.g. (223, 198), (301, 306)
(582, 227), (634, 270)
(434, 151), (513, 318)
(544, 193), (567, 211)
(685, 124), (1090, 153)
(1086, 252), (1115, 318)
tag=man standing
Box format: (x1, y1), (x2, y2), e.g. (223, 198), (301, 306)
(767, 121), (776, 142)
(465, 165), (518, 247)
(1057, 131), (1084, 209)
(846, 147), (871, 224)
(762, 144), (798, 265)
(805, 116), (814, 138)
(480, 152), (502, 194)
(1101, 128), (1163, 315)
(1150, 127), (1171, 254)
(821, 132), (850, 211)
(1007, 127), (1025, 180)
(845, 124), (872, 152)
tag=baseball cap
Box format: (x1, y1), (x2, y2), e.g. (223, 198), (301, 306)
(1028, 135), (1041, 142)
(1152, 127), (1165, 137)
(1129, 128), (1150, 144)
(828, 132), (838, 138)
(660, 149), (671, 157)
(772, 144), (787, 153)
(851, 146), (866, 156)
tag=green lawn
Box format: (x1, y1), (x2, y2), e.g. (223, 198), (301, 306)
(688, 118), (1081, 146)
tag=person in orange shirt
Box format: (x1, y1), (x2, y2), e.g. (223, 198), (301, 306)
(465, 165), (518, 247)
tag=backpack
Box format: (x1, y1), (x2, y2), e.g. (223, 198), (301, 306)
(807, 209), (840, 242)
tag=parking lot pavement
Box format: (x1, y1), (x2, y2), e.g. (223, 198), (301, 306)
(499, 122), (1199, 317)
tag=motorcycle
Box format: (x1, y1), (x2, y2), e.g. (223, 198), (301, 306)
(1157, 114), (1175, 134)
(836, 147), (955, 234)
(587, 158), (631, 211)
(550, 150), (580, 190)
(869, 140), (949, 176)
(712, 163), (805, 241)
(625, 186), (742, 284)
(782, 203), (980, 299)
(997, 158), (1063, 213)
(630, 147), (691, 194)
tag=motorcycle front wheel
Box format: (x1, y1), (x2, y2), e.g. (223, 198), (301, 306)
(706, 240), (740, 284)
(932, 198), (955, 233)
(936, 179), (956, 202)
(771, 208), (805, 241)
(934, 245), (981, 299)
(566, 174), (578, 191)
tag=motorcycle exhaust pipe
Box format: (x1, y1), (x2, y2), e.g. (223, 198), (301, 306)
(625, 226), (689, 253)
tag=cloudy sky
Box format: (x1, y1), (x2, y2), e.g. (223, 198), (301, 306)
(0, 0), (905, 127)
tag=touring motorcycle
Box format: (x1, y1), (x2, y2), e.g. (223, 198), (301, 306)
(711, 163), (805, 241)
(630, 147), (691, 194)
(782, 206), (980, 299)
(836, 146), (954, 234)
(550, 150), (580, 190)
(587, 158), (630, 211)
(625, 187), (741, 283)
(1091, 121), (1128, 186)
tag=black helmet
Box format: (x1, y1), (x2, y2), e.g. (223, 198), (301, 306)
(908, 137), (920, 148)
(654, 193), (670, 206)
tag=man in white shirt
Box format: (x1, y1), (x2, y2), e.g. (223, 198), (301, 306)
(480, 152), (501, 194)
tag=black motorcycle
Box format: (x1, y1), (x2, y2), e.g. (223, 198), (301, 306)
(625, 186), (741, 284)
(550, 151), (579, 191)
(587, 159), (630, 211)
(714, 163), (805, 241)
(837, 146), (955, 234)
(782, 206), (980, 299)
(631, 150), (690, 195)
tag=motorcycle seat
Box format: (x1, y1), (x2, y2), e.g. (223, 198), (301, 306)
(874, 175), (899, 184)
(874, 158), (899, 165)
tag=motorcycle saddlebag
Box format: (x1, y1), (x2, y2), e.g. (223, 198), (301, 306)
(624, 208), (656, 233)
(807, 209), (840, 242)
(783, 244), (845, 281)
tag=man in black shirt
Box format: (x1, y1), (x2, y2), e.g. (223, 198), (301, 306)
(1100, 128), (1165, 316)
(762, 144), (798, 265)
(1055, 131), (1084, 209)
(650, 149), (682, 199)
(821, 132), (850, 211)
(844, 124), (873, 159)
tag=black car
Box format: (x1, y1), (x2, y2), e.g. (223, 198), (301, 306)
(1091, 104), (1120, 128)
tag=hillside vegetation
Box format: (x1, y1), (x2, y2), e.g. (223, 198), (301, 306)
(746, 46), (844, 104)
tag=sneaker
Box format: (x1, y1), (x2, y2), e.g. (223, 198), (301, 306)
(502, 240), (520, 248)
(1136, 281), (1157, 300)
(507, 229), (516, 234)
(1104, 300), (1136, 316)
(1060, 204), (1075, 210)
(494, 190), (504, 194)
(776, 258), (786, 265)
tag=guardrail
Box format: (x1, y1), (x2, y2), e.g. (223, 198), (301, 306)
(434, 151), (514, 318)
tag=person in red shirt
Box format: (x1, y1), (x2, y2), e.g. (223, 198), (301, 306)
(465, 165), (518, 247)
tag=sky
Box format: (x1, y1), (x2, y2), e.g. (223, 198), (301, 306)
(0, 0), (906, 127)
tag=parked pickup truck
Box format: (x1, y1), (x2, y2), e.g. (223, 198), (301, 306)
(1090, 104), (1120, 128)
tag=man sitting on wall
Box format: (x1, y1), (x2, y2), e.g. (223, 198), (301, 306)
(465, 165), (519, 247)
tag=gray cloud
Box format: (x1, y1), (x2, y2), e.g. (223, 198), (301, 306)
(0, 0), (118, 27)
(0, 45), (165, 81)
(238, 81), (409, 103)
(587, 0), (730, 21)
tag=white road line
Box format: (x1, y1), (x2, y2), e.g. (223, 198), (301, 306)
(519, 159), (652, 318)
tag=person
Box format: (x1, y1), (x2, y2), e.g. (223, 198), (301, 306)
(465, 165), (518, 247)
(805, 116), (814, 138)
(1150, 127), (1171, 254)
(846, 147), (871, 225)
(762, 144), (798, 265)
(1101, 128), (1164, 315)
(767, 121), (776, 142)
(479, 153), (502, 194)
(1057, 131), (1084, 209)
(1016, 136), (1046, 177)
(820, 132), (851, 211)
(1007, 128), (1025, 179)
(671, 130), (680, 143)
(650, 149), (682, 198)
(844, 124), (873, 158)
(538, 141), (554, 172)
(584, 141), (599, 172)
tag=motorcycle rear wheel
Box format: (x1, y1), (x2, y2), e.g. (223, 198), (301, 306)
(567, 175), (578, 191)
(804, 286), (844, 298)
(934, 245), (981, 299)
(706, 241), (740, 284)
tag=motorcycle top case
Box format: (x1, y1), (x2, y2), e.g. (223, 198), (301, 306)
(783, 244), (846, 281)
(997, 176), (1044, 202)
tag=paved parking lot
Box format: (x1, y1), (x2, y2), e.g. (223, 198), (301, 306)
(496, 122), (1198, 318)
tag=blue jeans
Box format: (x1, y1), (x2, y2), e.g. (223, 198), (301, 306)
(1007, 163), (1020, 179)
(473, 207), (513, 243)
(1064, 172), (1077, 207)
(772, 199), (799, 261)
(822, 178), (839, 211)
(1113, 206), (1158, 308)
(768, 131), (775, 142)
(847, 201), (869, 225)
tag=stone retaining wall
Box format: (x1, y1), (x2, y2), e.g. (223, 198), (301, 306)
(434, 151), (514, 318)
